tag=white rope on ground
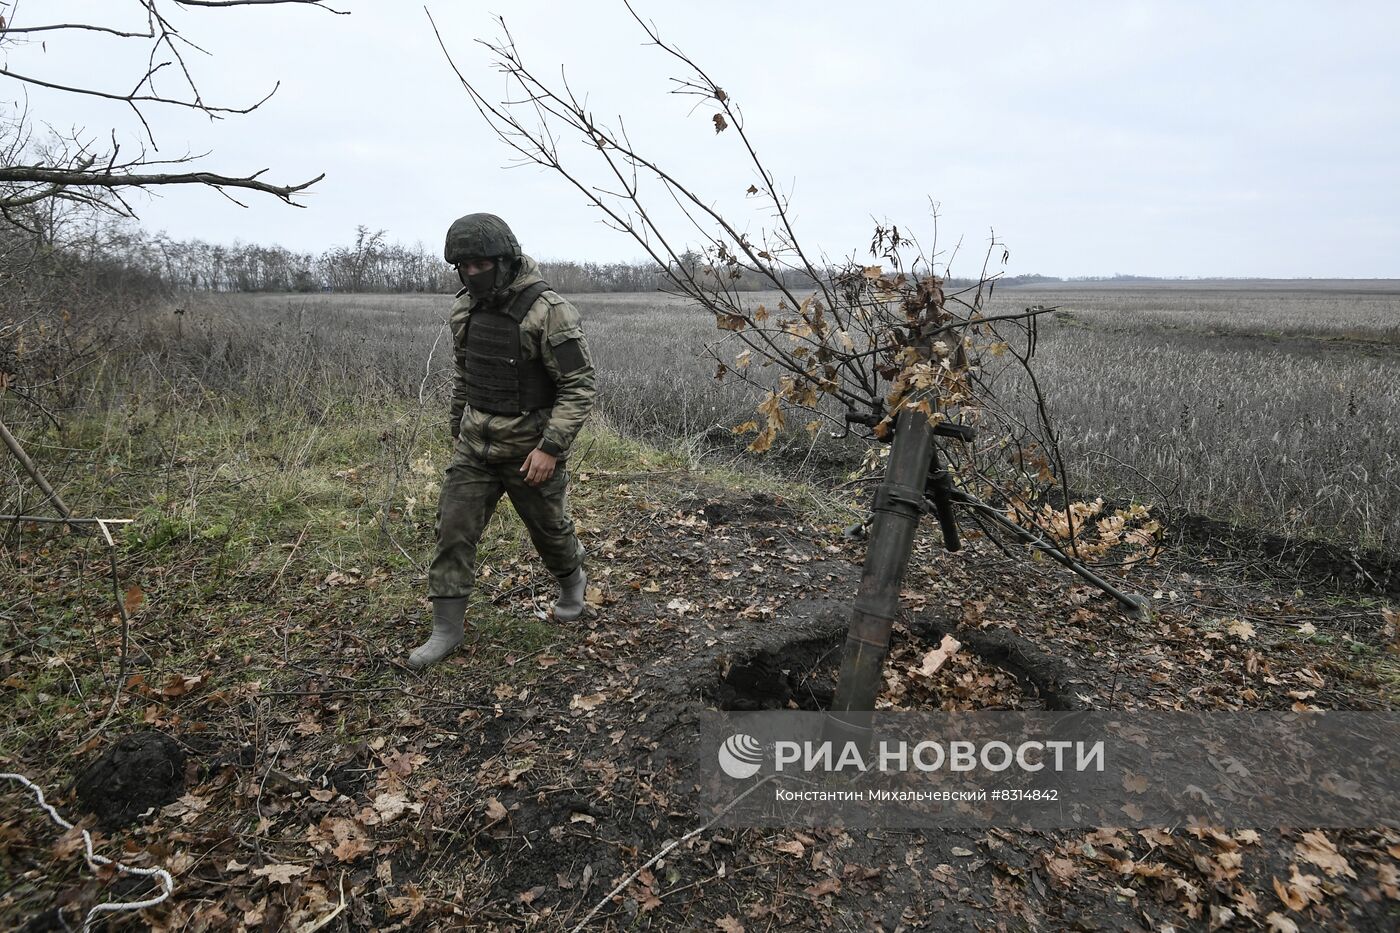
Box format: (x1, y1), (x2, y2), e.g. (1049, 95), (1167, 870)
(1, 772), (174, 932)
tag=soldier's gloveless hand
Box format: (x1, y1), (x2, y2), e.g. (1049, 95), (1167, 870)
(520, 447), (557, 487)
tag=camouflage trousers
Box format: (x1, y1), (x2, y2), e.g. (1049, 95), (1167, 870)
(427, 445), (584, 599)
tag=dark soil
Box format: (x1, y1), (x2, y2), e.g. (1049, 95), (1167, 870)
(6, 480), (1397, 931)
(389, 482), (1398, 930)
(675, 490), (797, 527)
(73, 730), (185, 829)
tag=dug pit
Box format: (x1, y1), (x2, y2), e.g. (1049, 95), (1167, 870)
(708, 620), (1090, 713)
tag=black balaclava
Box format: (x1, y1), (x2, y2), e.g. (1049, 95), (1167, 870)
(461, 264), (496, 300)
(459, 258), (515, 303)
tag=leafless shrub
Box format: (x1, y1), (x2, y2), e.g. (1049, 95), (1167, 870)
(429, 6), (1143, 563)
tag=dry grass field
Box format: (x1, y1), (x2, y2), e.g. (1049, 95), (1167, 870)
(5, 284), (1398, 930)
(992, 285), (1400, 551)
(196, 282), (1400, 552)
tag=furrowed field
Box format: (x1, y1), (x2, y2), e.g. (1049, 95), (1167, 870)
(195, 282), (1400, 553)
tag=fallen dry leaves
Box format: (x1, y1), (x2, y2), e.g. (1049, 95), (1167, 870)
(1295, 830), (1355, 879)
(251, 864), (309, 885)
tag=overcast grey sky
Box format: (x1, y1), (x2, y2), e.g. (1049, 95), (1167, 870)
(6, 1), (1399, 277)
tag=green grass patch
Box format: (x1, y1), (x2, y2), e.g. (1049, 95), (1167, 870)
(1, 372), (828, 783)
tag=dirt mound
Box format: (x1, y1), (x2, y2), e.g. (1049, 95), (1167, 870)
(74, 731), (185, 829)
(677, 490), (795, 526)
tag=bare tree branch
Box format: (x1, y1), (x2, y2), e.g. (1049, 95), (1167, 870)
(0, 165), (323, 209)
(174, 0), (346, 10)
(0, 66), (280, 117)
(431, 8), (1160, 570)
(0, 24), (155, 38)
(0, 0), (338, 213)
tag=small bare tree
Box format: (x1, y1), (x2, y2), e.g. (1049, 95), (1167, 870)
(431, 8), (1114, 530)
(433, 5), (1153, 713)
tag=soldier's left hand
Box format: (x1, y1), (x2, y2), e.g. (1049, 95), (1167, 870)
(521, 448), (558, 487)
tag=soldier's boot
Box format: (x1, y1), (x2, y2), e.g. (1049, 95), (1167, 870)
(407, 597), (469, 670)
(552, 565), (587, 622)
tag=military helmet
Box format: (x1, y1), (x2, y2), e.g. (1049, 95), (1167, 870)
(444, 213), (521, 265)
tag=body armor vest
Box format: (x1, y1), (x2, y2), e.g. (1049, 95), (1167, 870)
(462, 281), (557, 416)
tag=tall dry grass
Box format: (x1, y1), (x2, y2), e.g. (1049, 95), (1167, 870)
(988, 287), (1400, 550)
(121, 284), (1400, 551)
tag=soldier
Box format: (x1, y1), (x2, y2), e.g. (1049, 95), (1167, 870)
(408, 213), (596, 670)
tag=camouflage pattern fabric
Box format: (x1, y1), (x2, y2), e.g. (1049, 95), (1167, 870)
(428, 448), (584, 598)
(449, 255), (595, 461)
(431, 252), (594, 599)
(444, 212), (520, 265)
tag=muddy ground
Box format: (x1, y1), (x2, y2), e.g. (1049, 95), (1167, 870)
(3, 474), (1399, 931)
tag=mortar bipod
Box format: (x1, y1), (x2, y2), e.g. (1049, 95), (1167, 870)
(905, 414), (974, 553)
(925, 441), (963, 553)
(840, 411), (976, 551)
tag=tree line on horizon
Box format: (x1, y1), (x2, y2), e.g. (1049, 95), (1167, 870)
(48, 223), (830, 295)
(4, 211), (1206, 299)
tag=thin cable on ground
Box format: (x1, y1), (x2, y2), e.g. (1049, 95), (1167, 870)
(0, 772), (175, 932)
(568, 775), (776, 933)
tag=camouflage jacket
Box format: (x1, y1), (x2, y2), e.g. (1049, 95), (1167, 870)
(449, 255), (596, 462)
